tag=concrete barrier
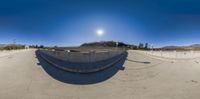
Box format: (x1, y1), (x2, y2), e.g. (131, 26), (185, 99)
(38, 49), (127, 73)
(136, 50), (200, 59)
(39, 49), (124, 63)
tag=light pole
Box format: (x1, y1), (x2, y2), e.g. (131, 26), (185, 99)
(13, 39), (16, 45)
(151, 44), (153, 51)
(150, 44), (153, 55)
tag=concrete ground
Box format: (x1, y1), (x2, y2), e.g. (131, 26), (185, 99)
(0, 49), (28, 57)
(0, 49), (200, 99)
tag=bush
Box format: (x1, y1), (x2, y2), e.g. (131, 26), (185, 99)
(3, 45), (25, 50)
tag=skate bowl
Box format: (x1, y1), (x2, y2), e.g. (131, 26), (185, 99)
(38, 49), (127, 73)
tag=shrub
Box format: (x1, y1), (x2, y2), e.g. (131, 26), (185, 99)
(3, 45), (25, 50)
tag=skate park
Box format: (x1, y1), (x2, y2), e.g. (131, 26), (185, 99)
(1, 49), (200, 99)
(1, 0), (200, 98)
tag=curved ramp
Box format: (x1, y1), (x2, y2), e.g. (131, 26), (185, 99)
(38, 50), (127, 73)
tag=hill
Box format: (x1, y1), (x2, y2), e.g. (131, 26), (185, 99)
(80, 41), (128, 48)
(162, 44), (200, 50)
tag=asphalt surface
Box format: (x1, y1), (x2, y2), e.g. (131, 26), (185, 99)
(0, 49), (200, 99)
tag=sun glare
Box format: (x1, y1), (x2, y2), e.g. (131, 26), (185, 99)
(96, 29), (104, 36)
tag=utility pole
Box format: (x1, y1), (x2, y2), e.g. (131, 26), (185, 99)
(13, 39), (16, 45)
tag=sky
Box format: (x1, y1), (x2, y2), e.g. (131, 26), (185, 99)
(0, 0), (200, 47)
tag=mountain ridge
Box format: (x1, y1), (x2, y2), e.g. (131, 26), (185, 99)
(162, 44), (200, 50)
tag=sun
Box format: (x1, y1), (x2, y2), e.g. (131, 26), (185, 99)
(96, 29), (104, 36)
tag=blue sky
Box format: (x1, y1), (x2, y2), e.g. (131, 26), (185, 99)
(0, 0), (200, 47)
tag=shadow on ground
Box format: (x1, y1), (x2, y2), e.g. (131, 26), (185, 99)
(126, 59), (151, 64)
(35, 50), (127, 85)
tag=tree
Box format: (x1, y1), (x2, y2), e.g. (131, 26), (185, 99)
(144, 43), (149, 50)
(39, 45), (44, 48)
(138, 43), (144, 49)
(131, 45), (138, 50)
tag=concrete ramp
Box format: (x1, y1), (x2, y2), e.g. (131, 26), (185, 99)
(38, 49), (127, 73)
